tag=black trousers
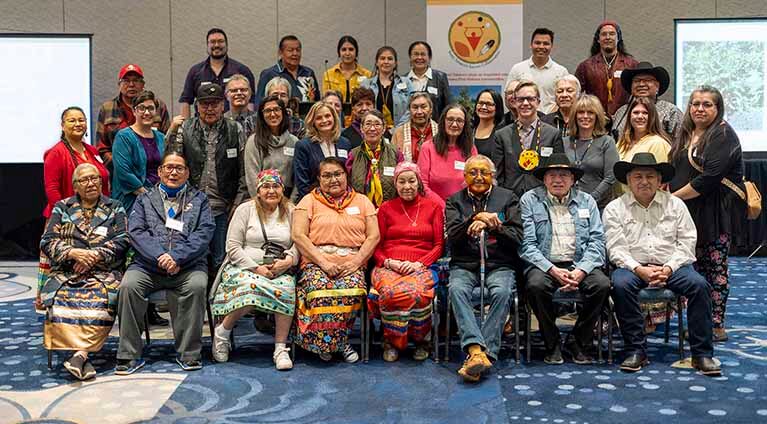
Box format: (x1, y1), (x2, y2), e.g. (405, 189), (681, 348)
(526, 266), (610, 351)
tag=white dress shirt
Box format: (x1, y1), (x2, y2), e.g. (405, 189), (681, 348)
(603, 190), (697, 272)
(505, 57), (569, 114)
(407, 67), (432, 92)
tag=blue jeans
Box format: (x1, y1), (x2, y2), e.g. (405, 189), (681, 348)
(210, 213), (228, 270)
(612, 265), (713, 358)
(449, 266), (515, 360)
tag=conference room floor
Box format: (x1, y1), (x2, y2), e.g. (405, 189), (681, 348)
(1, 258), (765, 424)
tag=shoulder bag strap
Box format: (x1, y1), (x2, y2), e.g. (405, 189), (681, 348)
(687, 141), (746, 201)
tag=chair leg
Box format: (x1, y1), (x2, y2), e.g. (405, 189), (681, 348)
(432, 296), (440, 363)
(526, 301), (532, 363)
(664, 302), (671, 343)
(607, 300), (614, 365)
(677, 297), (685, 360)
(513, 294), (520, 364)
(597, 311), (603, 363)
(47, 349), (53, 370)
(144, 307), (151, 345)
(445, 295), (451, 362)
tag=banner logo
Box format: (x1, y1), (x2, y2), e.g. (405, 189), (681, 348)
(448, 11), (501, 67)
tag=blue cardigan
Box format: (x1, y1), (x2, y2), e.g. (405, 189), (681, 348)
(293, 136), (351, 199)
(111, 127), (165, 212)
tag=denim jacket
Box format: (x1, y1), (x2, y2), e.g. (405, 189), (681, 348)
(360, 74), (413, 127)
(519, 186), (605, 274)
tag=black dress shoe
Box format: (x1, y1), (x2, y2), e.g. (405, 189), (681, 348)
(564, 340), (594, 365)
(147, 304), (169, 326)
(620, 352), (649, 372)
(692, 356), (722, 376)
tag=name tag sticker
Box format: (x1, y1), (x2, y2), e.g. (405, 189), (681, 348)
(358, 76), (366, 82)
(94, 226), (108, 236)
(541, 147), (553, 157)
(454, 161), (465, 171)
(337, 149), (348, 158)
(613, 70), (623, 78)
(200, 81), (212, 86)
(578, 209), (590, 219)
(346, 206), (361, 215)
(165, 218), (184, 232)
(283, 147), (295, 157)
(397, 82), (407, 90)
(226, 148), (238, 158)
(223, 77), (231, 84)
(95, 155), (104, 163)
(383, 166), (395, 176)
(427, 86), (438, 95)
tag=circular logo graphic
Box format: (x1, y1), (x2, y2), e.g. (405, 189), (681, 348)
(448, 11), (501, 65)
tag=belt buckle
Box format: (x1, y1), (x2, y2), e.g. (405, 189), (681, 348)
(337, 247), (350, 257)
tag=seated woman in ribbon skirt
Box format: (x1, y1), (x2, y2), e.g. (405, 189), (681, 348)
(210, 169), (299, 370)
(40, 163), (128, 380)
(292, 157), (380, 363)
(368, 162), (444, 362)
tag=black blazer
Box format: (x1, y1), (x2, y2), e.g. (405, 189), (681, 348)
(420, 68), (452, 120)
(493, 121), (564, 198)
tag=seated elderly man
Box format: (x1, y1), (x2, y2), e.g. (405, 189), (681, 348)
(115, 150), (215, 375)
(603, 153), (720, 375)
(519, 153), (609, 365)
(446, 154), (523, 382)
(40, 163), (129, 380)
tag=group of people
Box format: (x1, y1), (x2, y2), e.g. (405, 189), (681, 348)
(39, 22), (746, 384)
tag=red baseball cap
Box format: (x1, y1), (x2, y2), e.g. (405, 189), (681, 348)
(118, 64), (144, 79)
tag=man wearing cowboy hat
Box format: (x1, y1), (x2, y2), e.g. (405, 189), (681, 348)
(604, 153), (720, 375)
(519, 153), (610, 365)
(611, 62), (684, 139)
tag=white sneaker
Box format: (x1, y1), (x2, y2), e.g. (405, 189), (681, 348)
(212, 333), (231, 363)
(342, 344), (359, 363)
(273, 346), (293, 370)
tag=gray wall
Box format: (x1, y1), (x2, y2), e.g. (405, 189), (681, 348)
(1, 0), (766, 120)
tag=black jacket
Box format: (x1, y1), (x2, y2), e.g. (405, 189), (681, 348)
(423, 69), (453, 120)
(493, 121), (563, 198)
(445, 186), (524, 273)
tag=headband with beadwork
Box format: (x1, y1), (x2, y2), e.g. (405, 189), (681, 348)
(256, 169), (284, 190)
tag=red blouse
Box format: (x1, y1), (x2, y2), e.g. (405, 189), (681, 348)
(42, 140), (110, 218)
(373, 194), (445, 267)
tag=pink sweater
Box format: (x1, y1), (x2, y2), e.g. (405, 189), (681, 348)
(417, 141), (477, 203)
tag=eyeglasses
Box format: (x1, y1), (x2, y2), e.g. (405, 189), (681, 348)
(135, 105), (156, 114)
(632, 77), (657, 85)
(208, 39), (226, 45)
(691, 101), (715, 110)
(161, 164), (187, 173)
(465, 169), (493, 177)
(515, 96), (539, 104)
(227, 88), (249, 94)
(260, 183), (282, 191)
(76, 175), (100, 185)
(120, 78), (144, 85)
(198, 101), (221, 110)
(446, 117), (465, 126)
(477, 101), (496, 109)
(320, 171), (345, 181)
(263, 107), (282, 115)
(362, 122), (384, 129)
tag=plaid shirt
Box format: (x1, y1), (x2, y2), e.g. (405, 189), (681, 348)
(96, 94), (170, 166)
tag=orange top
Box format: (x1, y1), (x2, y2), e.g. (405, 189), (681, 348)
(296, 191), (377, 266)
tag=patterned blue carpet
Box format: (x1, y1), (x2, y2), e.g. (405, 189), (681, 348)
(1, 257), (766, 423)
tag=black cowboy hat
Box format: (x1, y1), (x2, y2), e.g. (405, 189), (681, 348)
(533, 153), (584, 181)
(620, 62), (670, 97)
(613, 152), (675, 184)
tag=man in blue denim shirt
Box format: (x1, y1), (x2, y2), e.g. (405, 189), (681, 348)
(255, 35), (319, 105)
(519, 153), (609, 365)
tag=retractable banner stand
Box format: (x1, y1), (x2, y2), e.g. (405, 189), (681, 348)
(427, 0), (524, 107)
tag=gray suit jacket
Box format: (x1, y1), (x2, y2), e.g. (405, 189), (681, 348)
(493, 121), (564, 198)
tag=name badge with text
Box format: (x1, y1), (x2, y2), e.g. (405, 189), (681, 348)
(226, 148), (238, 158)
(94, 226), (108, 236)
(397, 83), (407, 90)
(541, 147), (553, 157)
(346, 206), (361, 215)
(383, 166), (395, 176)
(337, 149), (348, 158)
(283, 147), (295, 157)
(166, 218), (184, 232)
(613, 70), (623, 78)
(578, 209), (590, 219)
(427, 86), (438, 95)
(454, 161), (465, 171)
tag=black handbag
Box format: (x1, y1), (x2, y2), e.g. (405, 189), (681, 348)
(259, 217), (287, 261)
